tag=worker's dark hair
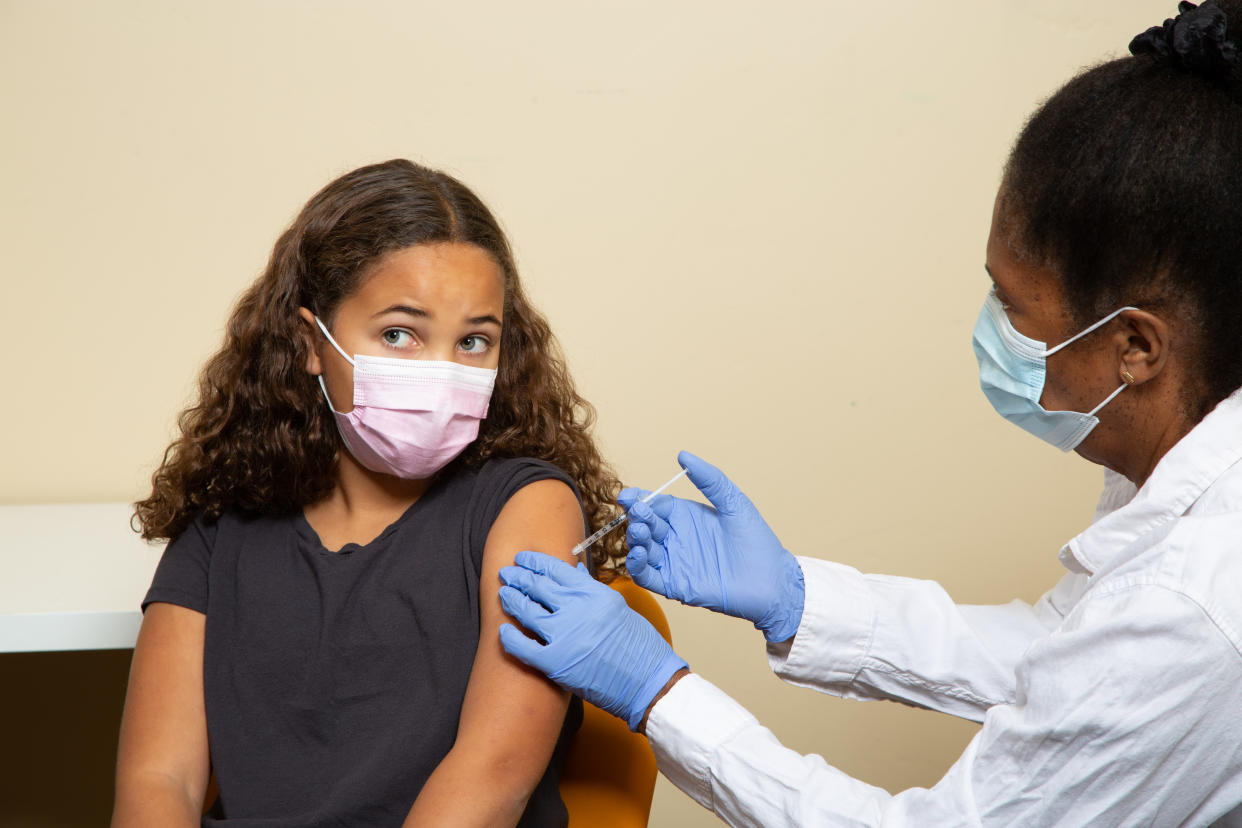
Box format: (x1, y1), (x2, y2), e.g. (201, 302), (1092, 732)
(1001, 0), (1242, 420)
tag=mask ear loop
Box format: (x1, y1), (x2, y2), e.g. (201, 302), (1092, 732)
(313, 316), (354, 415)
(1087, 382), (1128, 417)
(313, 316), (356, 366)
(1045, 307), (1138, 419)
(1043, 306), (1139, 357)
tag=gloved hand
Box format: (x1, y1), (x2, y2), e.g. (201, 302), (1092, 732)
(498, 550), (688, 731)
(620, 450), (805, 643)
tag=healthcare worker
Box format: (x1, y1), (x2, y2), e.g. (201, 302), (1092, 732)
(497, 3), (1242, 825)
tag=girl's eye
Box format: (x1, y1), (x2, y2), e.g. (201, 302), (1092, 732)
(382, 329), (415, 349)
(459, 335), (490, 354)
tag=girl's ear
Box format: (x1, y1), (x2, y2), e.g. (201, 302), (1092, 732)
(297, 307), (324, 376)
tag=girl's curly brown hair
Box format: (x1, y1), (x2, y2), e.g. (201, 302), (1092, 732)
(134, 159), (625, 578)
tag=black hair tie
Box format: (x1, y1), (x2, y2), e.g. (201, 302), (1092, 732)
(1130, 0), (1240, 82)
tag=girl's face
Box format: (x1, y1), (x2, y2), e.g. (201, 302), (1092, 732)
(301, 242), (505, 412)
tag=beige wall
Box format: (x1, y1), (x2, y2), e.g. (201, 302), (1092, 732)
(1, 0), (1173, 823)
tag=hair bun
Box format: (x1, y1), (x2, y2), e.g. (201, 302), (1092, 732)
(1130, 1), (1240, 83)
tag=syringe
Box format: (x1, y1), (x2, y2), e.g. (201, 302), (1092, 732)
(572, 467), (690, 565)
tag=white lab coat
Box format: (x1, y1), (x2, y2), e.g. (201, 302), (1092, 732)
(646, 388), (1242, 827)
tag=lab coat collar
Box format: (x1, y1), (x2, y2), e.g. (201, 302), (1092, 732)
(1060, 386), (1242, 576)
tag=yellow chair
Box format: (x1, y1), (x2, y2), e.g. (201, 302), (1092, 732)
(559, 577), (670, 828)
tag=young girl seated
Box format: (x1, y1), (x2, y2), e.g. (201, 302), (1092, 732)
(113, 159), (624, 827)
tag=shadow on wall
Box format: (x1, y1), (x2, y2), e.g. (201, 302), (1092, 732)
(0, 649), (131, 827)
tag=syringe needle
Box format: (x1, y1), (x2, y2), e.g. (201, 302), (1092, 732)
(571, 467), (690, 559)
(573, 514), (627, 558)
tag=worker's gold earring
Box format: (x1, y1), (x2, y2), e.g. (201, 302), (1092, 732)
(1121, 369), (1136, 385)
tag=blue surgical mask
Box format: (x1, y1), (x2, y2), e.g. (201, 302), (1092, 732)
(972, 290), (1137, 452)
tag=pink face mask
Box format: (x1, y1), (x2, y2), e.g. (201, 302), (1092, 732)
(313, 317), (497, 480)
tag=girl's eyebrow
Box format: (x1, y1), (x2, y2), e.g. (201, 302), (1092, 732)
(373, 304), (501, 327)
(373, 304), (428, 318)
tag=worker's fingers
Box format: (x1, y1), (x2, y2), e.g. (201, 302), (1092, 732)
(679, 450), (749, 517)
(498, 584), (556, 640)
(499, 564), (570, 612)
(627, 544), (659, 582)
(499, 622), (548, 668)
(626, 545), (669, 596)
(631, 500), (670, 544)
(626, 544), (648, 572)
(647, 494), (675, 522)
(626, 520), (653, 549)
(512, 549), (589, 588)
(617, 487), (652, 510)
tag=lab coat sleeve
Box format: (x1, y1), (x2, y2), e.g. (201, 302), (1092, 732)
(764, 557), (1072, 722)
(645, 585), (1242, 827)
(646, 673), (947, 827)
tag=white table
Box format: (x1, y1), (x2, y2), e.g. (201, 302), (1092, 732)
(0, 503), (166, 652)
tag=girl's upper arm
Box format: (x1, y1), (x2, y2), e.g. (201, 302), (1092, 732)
(114, 602), (211, 818)
(401, 477), (587, 826)
(459, 477), (585, 774)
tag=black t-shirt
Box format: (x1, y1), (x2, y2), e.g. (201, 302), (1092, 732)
(143, 457), (583, 827)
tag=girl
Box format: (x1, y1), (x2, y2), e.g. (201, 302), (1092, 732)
(113, 159), (624, 827)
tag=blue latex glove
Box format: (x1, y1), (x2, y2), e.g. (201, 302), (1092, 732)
(620, 450), (805, 643)
(498, 550), (688, 731)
